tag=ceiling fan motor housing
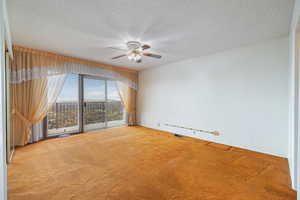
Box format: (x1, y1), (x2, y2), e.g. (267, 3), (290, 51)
(127, 41), (142, 50)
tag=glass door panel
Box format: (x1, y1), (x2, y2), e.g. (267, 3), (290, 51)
(83, 77), (106, 131)
(47, 74), (79, 137)
(106, 80), (125, 127)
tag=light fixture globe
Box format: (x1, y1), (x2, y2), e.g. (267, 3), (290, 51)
(126, 41), (143, 63)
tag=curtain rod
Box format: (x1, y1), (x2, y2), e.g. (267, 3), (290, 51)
(12, 45), (138, 74)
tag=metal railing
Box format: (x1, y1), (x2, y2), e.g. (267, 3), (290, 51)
(47, 101), (124, 133)
(48, 102), (79, 130)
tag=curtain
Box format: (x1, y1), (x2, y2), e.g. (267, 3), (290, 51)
(11, 46), (138, 145)
(12, 46), (138, 90)
(11, 74), (66, 146)
(117, 82), (137, 126)
(11, 63), (137, 90)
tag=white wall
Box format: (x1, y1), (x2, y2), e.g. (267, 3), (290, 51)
(0, 30), (7, 200)
(138, 37), (289, 158)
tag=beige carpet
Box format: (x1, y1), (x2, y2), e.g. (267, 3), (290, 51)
(8, 126), (296, 200)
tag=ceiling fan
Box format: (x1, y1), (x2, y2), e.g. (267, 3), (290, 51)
(111, 41), (162, 63)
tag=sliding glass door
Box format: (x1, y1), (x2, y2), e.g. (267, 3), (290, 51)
(83, 76), (106, 132)
(46, 74), (125, 137)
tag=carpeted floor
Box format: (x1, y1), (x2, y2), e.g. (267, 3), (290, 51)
(8, 126), (296, 200)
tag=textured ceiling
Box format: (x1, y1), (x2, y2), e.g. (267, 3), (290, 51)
(8, 0), (294, 70)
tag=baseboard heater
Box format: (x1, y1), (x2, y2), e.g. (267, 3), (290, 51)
(164, 123), (220, 136)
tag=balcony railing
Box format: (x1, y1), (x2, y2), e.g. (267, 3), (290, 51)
(47, 100), (125, 136)
(48, 102), (79, 130)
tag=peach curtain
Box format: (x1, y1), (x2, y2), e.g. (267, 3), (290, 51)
(11, 78), (65, 145)
(11, 46), (138, 145)
(117, 83), (137, 126)
(11, 50), (67, 146)
(117, 69), (138, 126)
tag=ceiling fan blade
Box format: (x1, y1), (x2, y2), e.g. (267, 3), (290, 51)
(142, 44), (151, 50)
(112, 54), (127, 59)
(108, 47), (128, 52)
(143, 53), (162, 59)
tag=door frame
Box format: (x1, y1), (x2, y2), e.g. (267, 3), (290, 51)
(292, 14), (300, 199)
(296, 18), (300, 200)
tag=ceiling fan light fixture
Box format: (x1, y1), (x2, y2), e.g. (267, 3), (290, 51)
(128, 52), (141, 62)
(111, 41), (161, 62)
